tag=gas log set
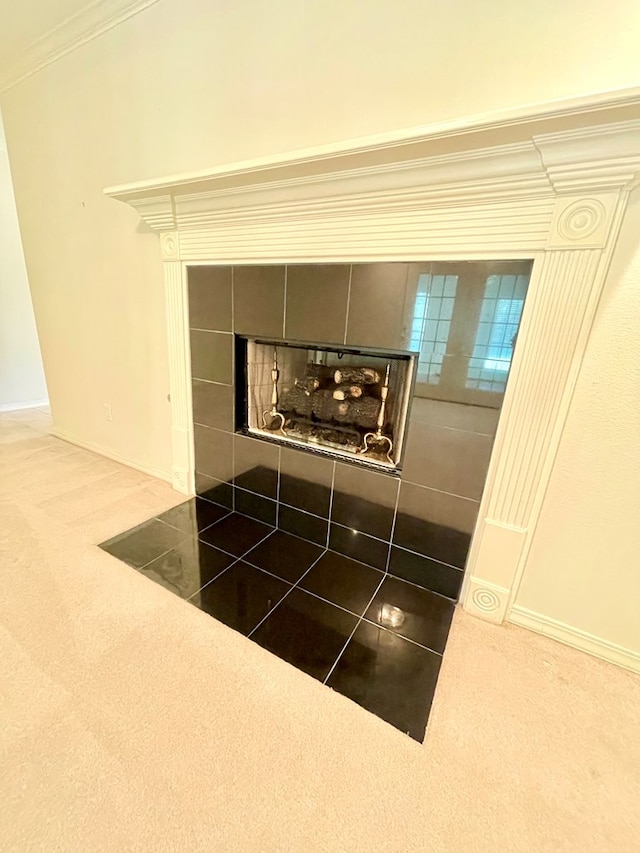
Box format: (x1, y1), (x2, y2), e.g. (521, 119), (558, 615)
(238, 338), (416, 471)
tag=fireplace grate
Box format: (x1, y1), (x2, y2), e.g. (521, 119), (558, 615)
(235, 336), (417, 472)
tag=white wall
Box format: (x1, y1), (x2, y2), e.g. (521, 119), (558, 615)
(0, 0), (639, 654)
(0, 113), (47, 410)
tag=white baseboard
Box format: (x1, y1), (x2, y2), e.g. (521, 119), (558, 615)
(0, 398), (49, 412)
(51, 429), (172, 485)
(509, 605), (640, 674)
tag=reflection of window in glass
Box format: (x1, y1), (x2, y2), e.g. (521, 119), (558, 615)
(409, 273), (458, 384)
(466, 274), (528, 393)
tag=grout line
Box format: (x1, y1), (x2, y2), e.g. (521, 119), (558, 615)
(192, 378), (233, 387)
(276, 446), (281, 510)
(190, 328), (235, 335)
(155, 509), (233, 537)
(231, 445), (236, 514)
(195, 523), (276, 576)
(247, 548), (327, 638)
(380, 572), (460, 603)
(343, 265), (353, 345)
(401, 478), (481, 504)
(197, 483), (468, 572)
(282, 266), (287, 337)
(132, 537), (190, 572)
(324, 545), (386, 574)
(322, 570), (388, 685)
(358, 613), (448, 656)
(326, 461), (336, 549)
(391, 544), (465, 573)
(230, 266), (235, 332)
(385, 479), (402, 574)
(186, 558), (243, 602)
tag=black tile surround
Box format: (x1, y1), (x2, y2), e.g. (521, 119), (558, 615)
(101, 263), (503, 742)
(101, 498), (454, 741)
(189, 264), (497, 603)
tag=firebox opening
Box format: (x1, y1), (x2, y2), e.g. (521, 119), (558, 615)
(235, 337), (417, 472)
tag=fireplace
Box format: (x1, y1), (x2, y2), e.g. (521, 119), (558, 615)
(236, 336), (416, 472)
(105, 107), (640, 632)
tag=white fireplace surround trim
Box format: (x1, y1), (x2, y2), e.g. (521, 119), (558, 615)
(105, 105), (640, 658)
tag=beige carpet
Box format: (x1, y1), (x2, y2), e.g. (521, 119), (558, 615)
(1, 408), (639, 852)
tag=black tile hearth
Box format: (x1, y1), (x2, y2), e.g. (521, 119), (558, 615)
(278, 504), (328, 546)
(244, 530), (323, 583)
(328, 523), (389, 571)
(199, 512), (273, 557)
(139, 538), (235, 599)
(194, 473), (234, 509)
(234, 488), (277, 526)
(279, 448), (333, 518)
(364, 576), (455, 654)
(155, 496), (230, 535)
(326, 620), (442, 742)
(388, 546), (464, 601)
(299, 551), (384, 616)
(193, 561), (290, 635)
(101, 497), (457, 742)
(178, 261), (519, 739)
(233, 435), (279, 498)
(100, 518), (187, 569)
(331, 463), (398, 540)
(250, 588), (358, 681)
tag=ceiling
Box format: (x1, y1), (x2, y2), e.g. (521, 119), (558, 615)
(0, 0), (115, 84)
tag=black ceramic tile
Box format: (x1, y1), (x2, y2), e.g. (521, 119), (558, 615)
(326, 620), (442, 741)
(192, 380), (234, 431)
(278, 504), (328, 547)
(194, 561), (289, 636)
(331, 463), (398, 540)
(345, 263), (409, 349)
(190, 330), (233, 384)
(99, 519), (187, 569)
(155, 497), (229, 535)
(402, 421), (494, 500)
(364, 576), (455, 654)
(193, 425), (233, 484)
(279, 448), (333, 518)
(329, 523), (389, 571)
(244, 530), (324, 583)
(199, 512), (273, 557)
(139, 538), (235, 599)
(233, 434), (279, 498)
(388, 546), (463, 600)
(393, 481), (476, 568)
(392, 512), (471, 570)
(285, 264), (351, 344)
(233, 265), (285, 337)
(194, 473), (234, 510)
(234, 487), (277, 526)
(188, 266), (232, 332)
(300, 550), (384, 616)
(250, 588), (358, 681)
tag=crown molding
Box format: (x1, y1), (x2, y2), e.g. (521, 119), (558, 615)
(105, 118), (640, 234)
(0, 0), (160, 93)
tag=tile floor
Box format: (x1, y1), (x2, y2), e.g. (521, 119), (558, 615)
(100, 496), (456, 741)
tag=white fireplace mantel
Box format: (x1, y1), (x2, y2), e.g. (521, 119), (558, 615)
(104, 101), (640, 643)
